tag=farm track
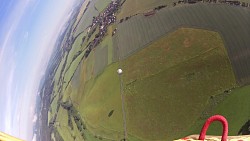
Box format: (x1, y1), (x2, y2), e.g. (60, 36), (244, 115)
(116, 25), (128, 140)
(113, 3), (250, 85)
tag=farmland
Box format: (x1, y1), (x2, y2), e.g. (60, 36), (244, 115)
(37, 0), (250, 141)
(114, 3), (250, 85)
(81, 63), (125, 140)
(72, 0), (91, 34)
(73, 0), (113, 37)
(189, 85), (250, 136)
(119, 28), (236, 140)
(116, 0), (250, 21)
(117, 0), (170, 20)
(43, 0), (120, 140)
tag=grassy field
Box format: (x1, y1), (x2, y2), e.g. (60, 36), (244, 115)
(47, 0), (117, 140)
(79, 63), (125, 140)
(114, 3), (250, 85)
(61, 62), (125, 140)
(94, 0), (112, 12)
(189, 85), (250, 136)
(48, 52), (68, 123)
(117, 0), (250, 20)
(73, 0), (99, 36)
(93, 27), (114, 76)
(93, 45), (108, 76)
(56, 108), (74, 141)
(52, 42), (115, 140)
(119, 28), (236, 140)
(72, 0), (91, 35)
(47, 1), (250, 141)
(101, 26), (114, 65)
(71, 28), (237, 140)
(65, 32), (85, 70)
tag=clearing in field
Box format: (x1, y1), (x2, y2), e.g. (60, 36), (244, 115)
(120, 28), (236, 140)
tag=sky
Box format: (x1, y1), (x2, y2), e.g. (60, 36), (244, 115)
(0, 0), (78, 140)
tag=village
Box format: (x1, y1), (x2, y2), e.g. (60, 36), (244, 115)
(65, 0), (250, 61)
(40, 0), (250, 140)
(82, 0), (123, 58)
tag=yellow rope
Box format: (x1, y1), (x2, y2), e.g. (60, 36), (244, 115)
(0, 132), (23, 141)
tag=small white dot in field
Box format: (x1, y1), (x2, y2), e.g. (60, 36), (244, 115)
(117, 69), (123, 75)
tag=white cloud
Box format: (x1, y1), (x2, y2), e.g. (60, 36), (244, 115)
(32, 114), (37, 123)
(32, 134), (36, 141)
(0, 0), (78, 140)
(0, 26), (14, 63)
(4, 63), (16, 134)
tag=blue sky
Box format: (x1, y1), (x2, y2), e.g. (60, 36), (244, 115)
(0, 0), (78, 140)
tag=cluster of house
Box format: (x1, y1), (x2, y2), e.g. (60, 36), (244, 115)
(176, 0), (249, 7)
(83, 0), (122, 58)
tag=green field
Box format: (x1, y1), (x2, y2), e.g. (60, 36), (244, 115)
(119, 28), (236, 140)
(101, 26), (114, 65)
(81, 63), (125, 140)
(189, 85), (250, 136)
(72, 0), (91, 34)
(47, 1), (250, 140)
(94, 0), (112, 12)
(115, 3), (250, 85)
(73, 0), (99, 36)
(49, 27), (245, 141)
(51, 34), (115, 140)
(117, 0), (250, 21)
(65, 62), (125, 140)
(79, 28), (237, 140)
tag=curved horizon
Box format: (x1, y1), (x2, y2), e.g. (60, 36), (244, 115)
(0, 0), (78, 140)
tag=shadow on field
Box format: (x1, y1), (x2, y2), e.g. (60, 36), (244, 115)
(108, 110), (114, 117)
(238, 120), (250, 135)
